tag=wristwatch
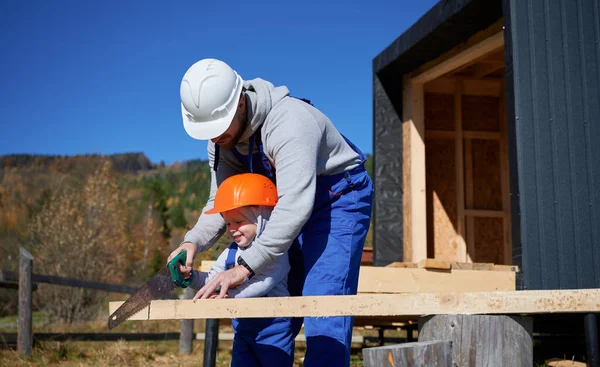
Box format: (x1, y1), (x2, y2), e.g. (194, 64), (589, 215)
(237, 257), (255, 277)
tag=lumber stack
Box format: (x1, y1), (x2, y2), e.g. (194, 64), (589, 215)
(200, 258), (518, 294)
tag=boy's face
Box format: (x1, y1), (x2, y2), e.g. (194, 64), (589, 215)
(222, 209), (257, 248)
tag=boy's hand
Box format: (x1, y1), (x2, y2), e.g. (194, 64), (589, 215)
(193, 265), (250, 300)
(167, 242), (197, 279)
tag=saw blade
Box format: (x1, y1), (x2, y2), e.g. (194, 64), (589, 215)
(108, 266), (179, 330)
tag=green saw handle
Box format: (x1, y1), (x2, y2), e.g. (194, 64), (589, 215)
(169, 249), (193, 288)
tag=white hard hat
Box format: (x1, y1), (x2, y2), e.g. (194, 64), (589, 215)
(180, 58), (244, 140)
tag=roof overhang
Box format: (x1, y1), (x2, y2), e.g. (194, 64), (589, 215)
(373, 0), (503, 79)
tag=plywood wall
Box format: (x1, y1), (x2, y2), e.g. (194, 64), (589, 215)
(423, 78), (509, 264)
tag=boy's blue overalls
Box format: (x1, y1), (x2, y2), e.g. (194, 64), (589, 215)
(215, 98), (374, 367)
(224, 243), (295, 367)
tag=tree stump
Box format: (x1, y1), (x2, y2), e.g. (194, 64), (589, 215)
(418, 314), (533, 366)
(362, 340), (452, 367)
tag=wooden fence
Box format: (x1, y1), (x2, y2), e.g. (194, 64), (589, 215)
(1, 247), (220, 366)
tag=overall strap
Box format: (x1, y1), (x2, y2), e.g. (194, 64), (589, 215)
(225, 243), (238, 270)
(213, 144), (221, 172)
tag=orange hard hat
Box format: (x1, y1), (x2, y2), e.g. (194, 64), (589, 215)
(204, 173), (278, 214)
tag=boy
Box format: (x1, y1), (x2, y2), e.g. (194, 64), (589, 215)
(186, 173), (294, 367)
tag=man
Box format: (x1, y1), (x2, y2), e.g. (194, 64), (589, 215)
(169, 58), (373, 366)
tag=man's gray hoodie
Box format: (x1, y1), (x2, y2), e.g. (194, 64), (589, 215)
(183, 78), (363, 273)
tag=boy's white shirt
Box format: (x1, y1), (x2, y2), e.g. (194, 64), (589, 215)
(189, 244), (291, 298)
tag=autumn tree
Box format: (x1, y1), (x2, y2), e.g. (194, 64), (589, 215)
(29, 159), (130, 323)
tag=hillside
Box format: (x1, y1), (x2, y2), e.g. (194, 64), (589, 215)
(0, 152), (373, 321)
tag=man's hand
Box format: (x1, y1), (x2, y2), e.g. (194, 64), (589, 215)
(167, 242), (197, 279)
(193, 265), (251, 300)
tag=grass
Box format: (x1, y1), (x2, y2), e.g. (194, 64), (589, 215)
(0, 317), (376, 366)
(2, 316), (586, 366)
(0, 311), (49, 328)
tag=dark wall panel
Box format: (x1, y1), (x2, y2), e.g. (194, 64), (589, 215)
(506, 0), (600, 289)
(372, 74), (404, 266)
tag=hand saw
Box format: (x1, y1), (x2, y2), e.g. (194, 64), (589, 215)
(108, 249), (194, 330)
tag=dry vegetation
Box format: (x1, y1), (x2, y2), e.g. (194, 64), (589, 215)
(0, 153), (375, 366)
(0, 316), (373, 366)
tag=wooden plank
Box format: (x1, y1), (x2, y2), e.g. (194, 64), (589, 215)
(362, 340), (452, 367)
(403, 86), (413, 263)
(410, 19), (504, 82)
(425, 130), (501, 140)
(450, 262), (475, 270)
(418, 315), (533, 366)
(0, 270), (138, 295)
(357, 266), (514, 293)
(387, 261), (518, 272)
(200, 261), (215, 272)
(361, 247), (373, 265)
(424, 77), (503, 97)
(425, 129), (455, 140)
(385, 262), (419, 268)
(464, 209), (505, 218)
(108, 288), (600, 321)
(196, 265), (515, 293)
(417, 258), (452, 270)
(0, 280), (38, 291)
(493, 264), (519, 272)
(455, 81), (467, 262)
(465, 138), (475, 263)
(412, 32), (504, 84)
(546, 359), (587, 367)
(472, 61), (505, 78)
(202, 262), (514, 293)
(403, 78), (427, 263)
(499, 80), (512, 264)
(464, 131), (501, 140)
(451, 262), (489, 271)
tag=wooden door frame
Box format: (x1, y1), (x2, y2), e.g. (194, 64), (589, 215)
(401, 26), (507, 263)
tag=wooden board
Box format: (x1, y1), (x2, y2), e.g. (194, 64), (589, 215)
(357, 266), (515, 293)
(198, 262), (515, 294)
(546, 359), (587, 367)
(424, 77), (503, 97)
(403, 79), (427, 263)
(411, 30), (504, 84)
(385, 260), (518, 272)
(108, 288), (600, 321)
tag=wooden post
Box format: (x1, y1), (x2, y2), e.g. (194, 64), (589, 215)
(179, 287), (195, 354)
(203, 318), (219, 367)
(363, 340), (452, 367)
(418, 314), (533, 366)
(18, 247), (33, 357)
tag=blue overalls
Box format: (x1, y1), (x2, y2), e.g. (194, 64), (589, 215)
(215, 106), (374, 367)
(224, 243), (295, 367)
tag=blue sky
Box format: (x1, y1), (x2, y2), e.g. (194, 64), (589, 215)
(0, 0), (438, 165)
